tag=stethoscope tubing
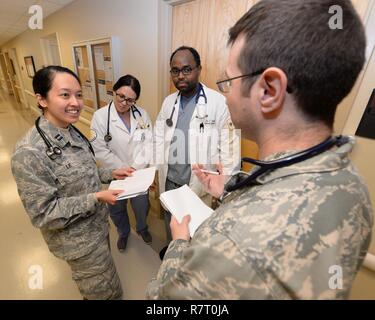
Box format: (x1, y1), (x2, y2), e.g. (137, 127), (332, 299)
(166, 83), (207, 127)
(35, 116), (95, 159)
(105, 100), (143, 142)
(225, 135), (348, 192)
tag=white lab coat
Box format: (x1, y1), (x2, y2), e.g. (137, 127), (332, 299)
(91, 102), (153, 170)
(154, 83), (240, 197)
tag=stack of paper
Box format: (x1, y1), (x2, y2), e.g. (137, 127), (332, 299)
(160, 184), (214, 237)
(109, 167), (156, 200)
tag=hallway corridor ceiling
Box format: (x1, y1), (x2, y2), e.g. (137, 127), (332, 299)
(0, 0), (75, 46)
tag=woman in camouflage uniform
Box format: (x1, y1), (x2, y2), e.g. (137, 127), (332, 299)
(11, 66), (132, 300)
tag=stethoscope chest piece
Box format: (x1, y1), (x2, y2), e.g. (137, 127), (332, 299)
(166, 118), (174, 127)
(46, 146), (62, 159)
(104, 134), (112, 142)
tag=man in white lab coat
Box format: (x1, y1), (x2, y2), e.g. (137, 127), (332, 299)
(91, 75), (153, 251)
(154, 46), (240, 259)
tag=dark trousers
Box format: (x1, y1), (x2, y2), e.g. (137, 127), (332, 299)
(108, 192), (150, 238)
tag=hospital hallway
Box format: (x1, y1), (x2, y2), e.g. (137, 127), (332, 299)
(0, 88), (162, 300)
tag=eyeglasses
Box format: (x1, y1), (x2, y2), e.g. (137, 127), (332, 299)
(216, 70), (264, 93)
(170, 66), (198, 77)
(216, 69), (293, 94)
(115, 93), (136, 104)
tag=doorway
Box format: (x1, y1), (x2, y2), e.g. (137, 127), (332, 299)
(0, 53), (14, 96)
(4, 52), (20, 103)
(40, 33), (62, 66)
(9, 48), (27, 107)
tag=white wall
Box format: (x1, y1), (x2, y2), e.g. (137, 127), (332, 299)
(0, 0), (161, 121)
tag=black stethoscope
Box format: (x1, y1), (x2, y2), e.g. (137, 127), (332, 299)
(165, 83), (208, 128)
(221, 135), (348, 197)
(35, 116), (95, 160)
(104, 101), (143, 143)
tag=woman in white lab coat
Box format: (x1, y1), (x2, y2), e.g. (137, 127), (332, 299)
(91, 75), (153, 251)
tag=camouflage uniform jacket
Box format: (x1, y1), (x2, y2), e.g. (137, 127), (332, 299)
(11, 116), (114, 260)
(146, 136), (373, 299)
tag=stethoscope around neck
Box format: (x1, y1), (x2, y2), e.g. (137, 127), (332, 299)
(35, 116), (95, 160)
(222, 135), (349, 196)
(165, 83), (208, 128)
(104, 100), (143, 143)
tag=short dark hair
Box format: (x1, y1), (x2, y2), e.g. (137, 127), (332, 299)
(228, 0), (366, 128)
(170, 46), (201, 67)
(33, 65), (81, 111)
(113, 74), (141, 100)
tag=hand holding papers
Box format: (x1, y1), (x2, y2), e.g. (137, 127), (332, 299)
(160, 185), (214, 237)
(109, 167), (156, 200)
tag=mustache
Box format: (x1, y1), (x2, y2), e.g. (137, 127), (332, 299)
(177, 81), (189, 86)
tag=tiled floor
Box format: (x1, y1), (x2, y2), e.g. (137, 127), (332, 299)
(0, 89), (164, 300)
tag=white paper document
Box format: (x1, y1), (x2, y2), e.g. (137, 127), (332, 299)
(104, 61), (113, 81)
(160, 185), (214, 237)
(94, 47), (104, 70)
(98, 83), (107, 102)
(108, 167), (156, 200)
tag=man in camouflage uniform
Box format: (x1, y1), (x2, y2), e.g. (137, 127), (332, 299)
(146, 0), (373, 299)
(12, 116), (123, 299)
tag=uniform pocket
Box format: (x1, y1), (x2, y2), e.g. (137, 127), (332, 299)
(53, 158), (93, 196)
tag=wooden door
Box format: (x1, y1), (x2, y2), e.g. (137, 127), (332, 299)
(172, 0), (259, 170)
